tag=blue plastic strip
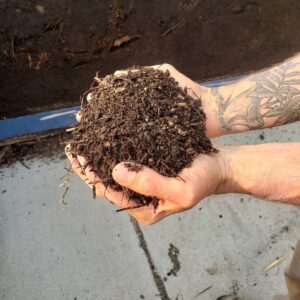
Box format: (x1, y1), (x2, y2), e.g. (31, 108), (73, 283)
(0, 76), (242, 141)
(201, 75), (241, 87)
(0, 106), (80, 141)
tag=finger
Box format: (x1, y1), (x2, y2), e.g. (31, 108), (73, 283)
(114, 69), (141, 76)
(77, 155), (86, 167)
(151, 64), (208, 96)
(86, 93), (93, 102)
(65, 150), (141, 206)
(66, 148), (174, 224)
(76, 112), (81, 122)
(114, 70), (128, 76)
(112, 163), (186, 201)
(65, 149), (89, 182)
(66, 150), (159, 216)
(65, 148), (101, 188)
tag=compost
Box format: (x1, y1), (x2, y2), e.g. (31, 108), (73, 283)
(68, 67), (216, 207)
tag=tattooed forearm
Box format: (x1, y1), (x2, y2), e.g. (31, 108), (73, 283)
(213, 58), (300, 132)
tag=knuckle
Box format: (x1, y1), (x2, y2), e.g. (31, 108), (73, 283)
(141, 176), (157, 196)
(140, 219), (155, 226)
(162, 63), (173, 70)
(181, 186), (197, 209)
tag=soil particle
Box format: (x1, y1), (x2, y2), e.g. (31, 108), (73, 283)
(123, 162), (144, 173)
(69, 67), (216, 207)
(206, 267), (218, 275)
(167, 243), (180, 277)
(0, 132), (68, 167)
(259, 133), (265, 140)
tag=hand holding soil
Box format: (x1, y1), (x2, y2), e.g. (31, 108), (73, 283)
(66, 142), (227, 225)
(66, 59), (300, 225)
(66, 64), (225, 224)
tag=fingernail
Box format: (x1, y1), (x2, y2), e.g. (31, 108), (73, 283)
(113, 164), (135, 185)
(65, 144), (71, 151)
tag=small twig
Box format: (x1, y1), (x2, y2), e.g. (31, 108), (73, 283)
(103, 186), (110, 201)
(116, 204), (146, 212)
(192, 285), (213, 299)
(161, 19), (184, 37)
(161, 161), (177, 176)
(60, 186), (70, 205)
(59, 164), (73, 207)
(66, 127), (76, 132)
(27, 52), (33, 69)
(263, 255), (287, 274)
(92, 185), (96, 199)
(175, 176), (186, 183)
(92, 175), (98, 199)
(19, 160), (30, 169)
(0, 146), (10, 161)
(9, 35), (17, 62)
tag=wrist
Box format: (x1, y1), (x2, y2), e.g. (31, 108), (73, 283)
(213, 146), (242, 195)
(198, 86), (223, 138)
(214, 143), (300, 204)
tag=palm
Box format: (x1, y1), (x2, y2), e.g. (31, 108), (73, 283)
(66, 150), (223, 225)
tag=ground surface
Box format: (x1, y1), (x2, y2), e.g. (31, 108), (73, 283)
(1, 1), (300, 299)
(1, 122), (299, 300)
(2, 0), (300, 118)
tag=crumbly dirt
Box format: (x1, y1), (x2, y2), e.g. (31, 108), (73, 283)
(0, 131), (68, 166)
(167, 243), (181, 277)
(68, 67), (216, 207)
(2, 0), (300, 119)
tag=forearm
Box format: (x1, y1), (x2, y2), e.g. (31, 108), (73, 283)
(202, 54), (300, 136)
(219, 143), (300, 204)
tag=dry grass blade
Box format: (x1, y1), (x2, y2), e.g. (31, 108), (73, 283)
(192, 285), (213, 299)
(161, 19), (184, 37)
(59, 165), (73, 209)
(263, 255), (287, 274)
(112, 35), (140, 48)
(66, 127), (76, 132)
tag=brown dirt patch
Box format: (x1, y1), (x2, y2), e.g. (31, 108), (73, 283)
(1, 0), (300, 119)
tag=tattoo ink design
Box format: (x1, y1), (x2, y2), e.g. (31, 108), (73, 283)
(215, 60), (300, 132)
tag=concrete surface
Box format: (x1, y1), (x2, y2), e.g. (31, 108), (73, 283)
(0, 122), (299, 300)
(0, 160), (157, 300)
(141, 122), (300, 300)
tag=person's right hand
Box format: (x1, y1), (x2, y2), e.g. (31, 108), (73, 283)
(66, 145), (228, 225)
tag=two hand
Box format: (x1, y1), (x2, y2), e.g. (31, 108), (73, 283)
(66, 64), (229, 225)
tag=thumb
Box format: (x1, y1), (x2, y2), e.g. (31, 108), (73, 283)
(112, 162), (185, 201)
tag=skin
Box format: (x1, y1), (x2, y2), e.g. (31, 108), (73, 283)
(66, 58), (300, 225)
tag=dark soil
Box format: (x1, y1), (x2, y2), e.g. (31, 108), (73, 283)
(2, 0), (300, 119)
(68, 67), (216, 207)
(167, 243), (180, 277)
(0, 131), (67, 166)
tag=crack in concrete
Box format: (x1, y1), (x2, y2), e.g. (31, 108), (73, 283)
(130, 218), (171, 300)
